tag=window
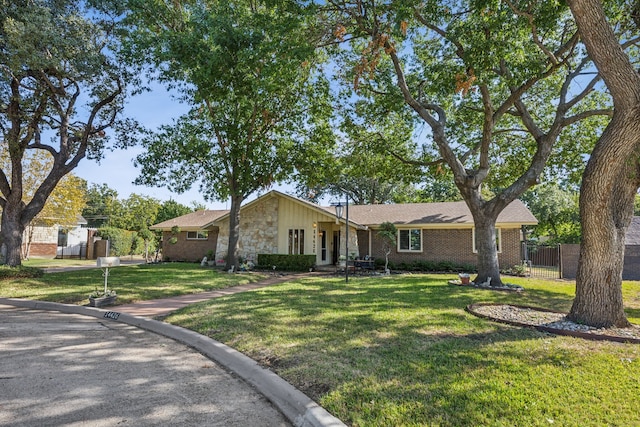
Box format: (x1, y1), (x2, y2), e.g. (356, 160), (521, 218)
(288, 229), (305, 254)
(398, 229), (422, 252)
(187, 231), (208, 240)
(57, 227), (68, 247)
(472, 228), (502, 253)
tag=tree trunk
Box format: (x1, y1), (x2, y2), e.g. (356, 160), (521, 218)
(566, 0), (640, 327)
(0, 204), (27, 266)
(22, 224), (35, 260)
(569, 113), (640, 327)
(225, 194), (244, 272)
(470, 210), (502, 286)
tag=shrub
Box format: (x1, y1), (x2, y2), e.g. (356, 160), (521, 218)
(0, 265), (44, 280)
(389, 260), (477, 273)
(502, 263), (527, 277)
(97, 227), (136, 256)
(256, 254), (315, 271)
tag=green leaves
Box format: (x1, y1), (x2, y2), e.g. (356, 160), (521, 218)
(128, 0), (332, 203)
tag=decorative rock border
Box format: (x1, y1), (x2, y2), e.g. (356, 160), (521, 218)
(467, 302), (640, 344)
(448, 280), (524, 292)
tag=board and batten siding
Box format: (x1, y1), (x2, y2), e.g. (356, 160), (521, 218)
(211, 192), (362, 265)
(277, 196), (334, 256)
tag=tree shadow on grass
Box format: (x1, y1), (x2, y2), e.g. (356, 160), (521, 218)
(168, 274), (640, 426)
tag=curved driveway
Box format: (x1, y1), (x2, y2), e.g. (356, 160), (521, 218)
(0, 297), (345, 427)
(0, 303), (290, 426)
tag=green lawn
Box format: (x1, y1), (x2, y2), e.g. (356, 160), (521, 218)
(23, 258), (100, 268)
(0, 262), (266, 305)
(2, 265), (639, 426)
(165, 274), (640, 427)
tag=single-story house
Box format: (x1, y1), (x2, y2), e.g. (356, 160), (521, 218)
(150, 209), (229, 262)
(151, 190), (537, 270)
(24, 215), (91, 258)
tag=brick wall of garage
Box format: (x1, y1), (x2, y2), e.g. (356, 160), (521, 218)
(358, 227), (521, 269)
(162, 229), (219, 262)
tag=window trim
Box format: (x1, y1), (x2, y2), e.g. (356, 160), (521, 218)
(397, 228), (423, 252)
(472, 228), (502, 253)
(186, 230), (208, 240)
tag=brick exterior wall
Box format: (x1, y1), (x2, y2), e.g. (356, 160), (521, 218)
(359, 227), (521, 269)
(500, 229), (522, 268)
(162, 229), (219, 262)
(26, 243), (57, 258)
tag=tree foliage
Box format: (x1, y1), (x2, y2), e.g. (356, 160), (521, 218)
(156, 199), (193, 224)
(294, 81), (421, 204)
(82, 183), (121, 228)
(521, 184), (580, 244)
(126, 0), (333, 269)
(109, 193), (160, 233)
(0, 0), (135, 265)
(321, 0), (611, 285)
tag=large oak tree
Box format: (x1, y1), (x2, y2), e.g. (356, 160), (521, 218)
(0, 0), (132, 265)
(323, 0), (610, 286)
(566, 0), (640, 327)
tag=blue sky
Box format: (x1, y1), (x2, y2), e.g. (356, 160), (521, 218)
(73, 84), (208, 207)
(73, 83), (294, 210)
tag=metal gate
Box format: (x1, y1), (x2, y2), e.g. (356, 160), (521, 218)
(521, 242), (560, 279)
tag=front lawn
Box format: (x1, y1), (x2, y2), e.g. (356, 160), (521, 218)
(166, 274), (640, 427)
(0, 262), (266, 305)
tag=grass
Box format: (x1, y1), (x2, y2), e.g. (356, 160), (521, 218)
(165, 274), (640, 427)
(2, 264), (638, 425)
(22, 258), (108, 268)
(0, 262), (267, 305)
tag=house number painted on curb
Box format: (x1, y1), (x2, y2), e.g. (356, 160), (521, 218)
(104, 311), (120, 320)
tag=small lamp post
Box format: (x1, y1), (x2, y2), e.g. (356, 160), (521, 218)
(335, 198), (349, 283)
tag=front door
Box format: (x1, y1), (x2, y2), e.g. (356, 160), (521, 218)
(332, 231), (340, 265)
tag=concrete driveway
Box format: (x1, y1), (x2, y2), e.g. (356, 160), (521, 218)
(0, 303), (291, 426)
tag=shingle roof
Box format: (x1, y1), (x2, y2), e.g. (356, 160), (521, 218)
(329, 199), (537, 227)
(151, 191), (537, 231)
(626, 217), (640, 245)
(150, 209), (229, 231)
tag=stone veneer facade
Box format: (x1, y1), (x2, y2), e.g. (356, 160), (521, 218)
(336, 223), (359, 259)
(216, 196), (279, 262)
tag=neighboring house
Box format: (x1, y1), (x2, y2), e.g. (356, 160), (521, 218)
(560, 216), (640, 280)
(151, 190), (537, 269)
(24, 216), (90, 258)
(623, 217), (640, 280)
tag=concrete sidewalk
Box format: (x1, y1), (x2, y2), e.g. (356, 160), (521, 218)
(0, 271), (345, 427)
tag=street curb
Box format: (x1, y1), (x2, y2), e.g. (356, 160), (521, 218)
(0, 298), (346, 427)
